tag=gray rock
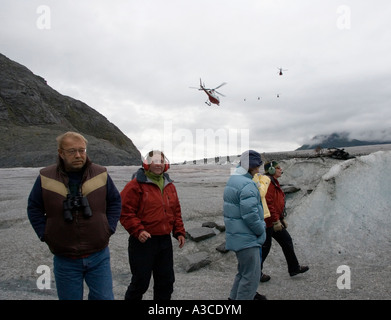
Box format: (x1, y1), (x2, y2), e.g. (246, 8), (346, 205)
(216, 242), (229, 254)
(0, 53), (141, 167)
(201, 221), (218, 228)
(183, 251), (211, 272)
(186, 227), (216, 242)
(215, 224), (225, 232)
(281, 184), (301, 194)
(202, 221), (225, 232)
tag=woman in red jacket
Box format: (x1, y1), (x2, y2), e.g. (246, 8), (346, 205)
(120, 150), (186, 300)
(261, 161), (309, 281)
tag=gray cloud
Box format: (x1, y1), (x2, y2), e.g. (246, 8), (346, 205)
(1, 0), (390, 162)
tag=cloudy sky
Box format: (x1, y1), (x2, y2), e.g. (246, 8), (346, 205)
(1, 0), (391, 162)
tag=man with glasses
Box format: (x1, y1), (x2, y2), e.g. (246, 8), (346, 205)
(27, 131), (121, 299)
(261, 161), (309, 280)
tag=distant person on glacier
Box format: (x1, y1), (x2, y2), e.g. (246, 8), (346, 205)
(261, 160), (309, 280)
(223, 150), (267, 300)
(27, 131), (121, 299)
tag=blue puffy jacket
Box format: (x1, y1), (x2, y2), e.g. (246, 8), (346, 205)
(223, 166), (266, 252)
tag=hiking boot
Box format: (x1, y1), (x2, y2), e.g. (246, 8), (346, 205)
(289, 265), (309, 277)
(253, 292), (267, 300)
(260, 273), (271, 282)
(229, 293), (267, 300)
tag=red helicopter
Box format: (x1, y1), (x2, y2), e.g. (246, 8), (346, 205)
(190, 78), (227, 106)
(278, 67), (288, 76)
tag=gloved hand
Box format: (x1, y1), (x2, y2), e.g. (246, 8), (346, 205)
(273, 220), (283, 232)
(281, 218), (288, 229)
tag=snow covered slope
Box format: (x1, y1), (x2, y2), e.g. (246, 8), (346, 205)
(287, 151), (391, 264)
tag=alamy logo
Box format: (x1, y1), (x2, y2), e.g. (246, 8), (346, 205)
(36, 5), (51, 30)
(336, 265), (351, 289)
(36, 265), (51, 289)
(336, 5), (351, 30)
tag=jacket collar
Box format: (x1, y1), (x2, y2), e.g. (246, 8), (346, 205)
(134, 167), (173, 184)
(234, 166), (252, 179)
(267, 174), (281, 189)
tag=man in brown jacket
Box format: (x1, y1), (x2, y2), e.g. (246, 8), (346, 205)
(27, 131), (121, 299)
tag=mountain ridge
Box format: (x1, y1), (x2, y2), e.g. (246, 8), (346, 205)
(0, 53), (141, 167)
(296, 132), (391, 150)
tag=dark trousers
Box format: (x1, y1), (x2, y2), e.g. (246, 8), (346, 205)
(125, 235), (175, 300)
(261, 226), (299, 274)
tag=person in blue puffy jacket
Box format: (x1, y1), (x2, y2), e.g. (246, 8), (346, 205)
(223, 150), (267, 300)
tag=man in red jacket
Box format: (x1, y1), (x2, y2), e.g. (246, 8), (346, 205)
(120, 150), (186, 300)
(261, 161), (309, 281)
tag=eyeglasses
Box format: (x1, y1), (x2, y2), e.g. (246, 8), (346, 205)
(61, 148), (87, 156)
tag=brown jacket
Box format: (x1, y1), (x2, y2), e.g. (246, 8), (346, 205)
(40, 159), (112, 257)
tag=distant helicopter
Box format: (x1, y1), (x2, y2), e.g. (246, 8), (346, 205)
(244, 97), (262, 102)
(278, 67), (288, 76)
(190, 78), (226, 106)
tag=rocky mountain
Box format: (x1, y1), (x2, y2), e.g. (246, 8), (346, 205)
(0, 53), (141, 167)
(296, 132), (391, 150)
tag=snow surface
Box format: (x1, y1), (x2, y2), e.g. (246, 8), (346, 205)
(285, 151), (391, 263)
(0, 148), (390, 300)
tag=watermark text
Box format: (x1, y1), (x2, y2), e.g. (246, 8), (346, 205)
(36, 5), (51, 30)
(336, 265), (351, 289)
(36, 265), (51, 289)
(336, 5), (351, 30)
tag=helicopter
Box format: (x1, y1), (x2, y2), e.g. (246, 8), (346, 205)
(278, 67), (288, 76)
(190, 78), (227, 106)
(244, 97), (262, 102)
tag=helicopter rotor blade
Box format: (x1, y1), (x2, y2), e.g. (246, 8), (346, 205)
(214, 82), (227, 90)
(215, 90), (225, 97)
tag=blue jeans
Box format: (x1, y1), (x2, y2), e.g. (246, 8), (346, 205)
(53, 247), (114, 300)
(229, 247), (260, 300)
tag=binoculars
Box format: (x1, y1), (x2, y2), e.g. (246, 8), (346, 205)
(63, 193), (92, 222)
